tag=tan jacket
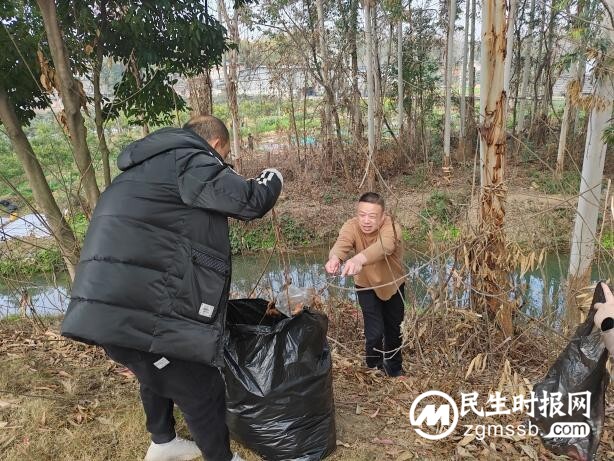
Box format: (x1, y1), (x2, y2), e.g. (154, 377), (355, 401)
(329, 215), (406, 301)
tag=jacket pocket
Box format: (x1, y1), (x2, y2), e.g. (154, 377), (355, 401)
(179, 247), (229, 323)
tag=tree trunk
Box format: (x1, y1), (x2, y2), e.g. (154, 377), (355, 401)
(572, 53), (586, 137)
(515, 0), (536, 134)
(93, 58), (111, 189)
(555, 62), (578, 177)
(0, 86), (79, 280)
(219, 0), (241, 165)
(466, 0), (477, 154)
(91, 0), (111, 189)
(127, 52), (150, 136)
(363, 0), (376, 190)
(188, 71), (213, 117)
(316, 0), (332, 146)
(443, 0), (457, 167)
(557, 0), (587, 174)
(530, 1), (548, 137)
(566, 11), (614, 326)
(372, 7), (384, 153)
(474, 0), (511, 336)
(350, 0), (364, 143)
(503, 0), (517, 96)
(534, 2), (556, 141)
(288, 77), (301, 159)
(36, 0), (100, 211)
(316, 0), (352, 183)
(93, 37), (112, 188)
(397, 16), (404, 154)
(510, 22), (523, 130)
(459, 0), (470, 161)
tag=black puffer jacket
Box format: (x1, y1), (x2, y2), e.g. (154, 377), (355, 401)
(61, 128), (282, 367)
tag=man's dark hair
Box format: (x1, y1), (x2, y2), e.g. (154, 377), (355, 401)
(359, 192), (385, 210)
(183, 115), (230, 145)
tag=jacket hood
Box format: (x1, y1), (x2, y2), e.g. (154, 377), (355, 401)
(117, 127), (223, 171)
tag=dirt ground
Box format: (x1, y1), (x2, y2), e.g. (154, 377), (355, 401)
(2, 306), (614, 461)
(269, 162), (586, 252)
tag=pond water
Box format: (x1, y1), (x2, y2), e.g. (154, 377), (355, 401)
(0, 246), (612, 326)
(0, 214), (51, 240)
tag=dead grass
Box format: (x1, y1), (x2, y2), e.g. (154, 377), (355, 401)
(2, 309), (613, 461)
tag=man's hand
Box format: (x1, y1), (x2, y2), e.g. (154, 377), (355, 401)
(594, 282), (614, 330)
(325, 256), (341, 275)
(341, 253), (367, 277)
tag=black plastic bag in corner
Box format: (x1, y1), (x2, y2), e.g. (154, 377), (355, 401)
(532, 283), (610, 461)
(224, 298), (336, 461)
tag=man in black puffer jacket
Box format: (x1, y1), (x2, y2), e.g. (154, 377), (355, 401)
(61, 116), (282, 461)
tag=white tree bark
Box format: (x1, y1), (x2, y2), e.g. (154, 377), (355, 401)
(466, 0), (477, 149)
(479, 0), (507, 204)
(443, 0), (457, 166)
(557, 0), (590, 174)
(476, 0), (510, 336)
(555, 61), (578, 176)
(460, 0), (470, 146)
(503, 0), (517, 96)
(568, 14), (614, 281)
(515, 0), (536, 134)
(363, 0), (376, 189)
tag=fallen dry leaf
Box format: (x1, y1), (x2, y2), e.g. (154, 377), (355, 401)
(458, 433), (476, 447)
(371, 437), (394, 445)
(519, 444), (538, 461)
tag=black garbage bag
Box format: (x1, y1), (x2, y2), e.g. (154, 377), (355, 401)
(532, 282), (610, 461)
(224, 298), (336, 461)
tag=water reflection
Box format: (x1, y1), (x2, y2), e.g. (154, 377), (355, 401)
(1, 247), (612, 328)
(0, 214), (51, 240)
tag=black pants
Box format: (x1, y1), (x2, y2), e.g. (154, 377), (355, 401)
(356, 284), (405, 375)
(104, 345), (232, 461)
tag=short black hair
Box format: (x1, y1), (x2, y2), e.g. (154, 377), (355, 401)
(359, 192), (385, 210)
(183, 115), (230, 145)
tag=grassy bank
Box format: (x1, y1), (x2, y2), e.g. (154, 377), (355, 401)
(3, 171), (612, 279)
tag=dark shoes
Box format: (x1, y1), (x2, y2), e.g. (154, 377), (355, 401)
(385, 368), (404, 378)
(368, 363), (405, 378)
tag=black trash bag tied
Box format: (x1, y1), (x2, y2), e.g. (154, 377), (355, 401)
(532, 282), (610, 461)
(224, 298), (336, 461)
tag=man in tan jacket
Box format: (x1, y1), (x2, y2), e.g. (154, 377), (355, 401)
(325, 192), (406, 377)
